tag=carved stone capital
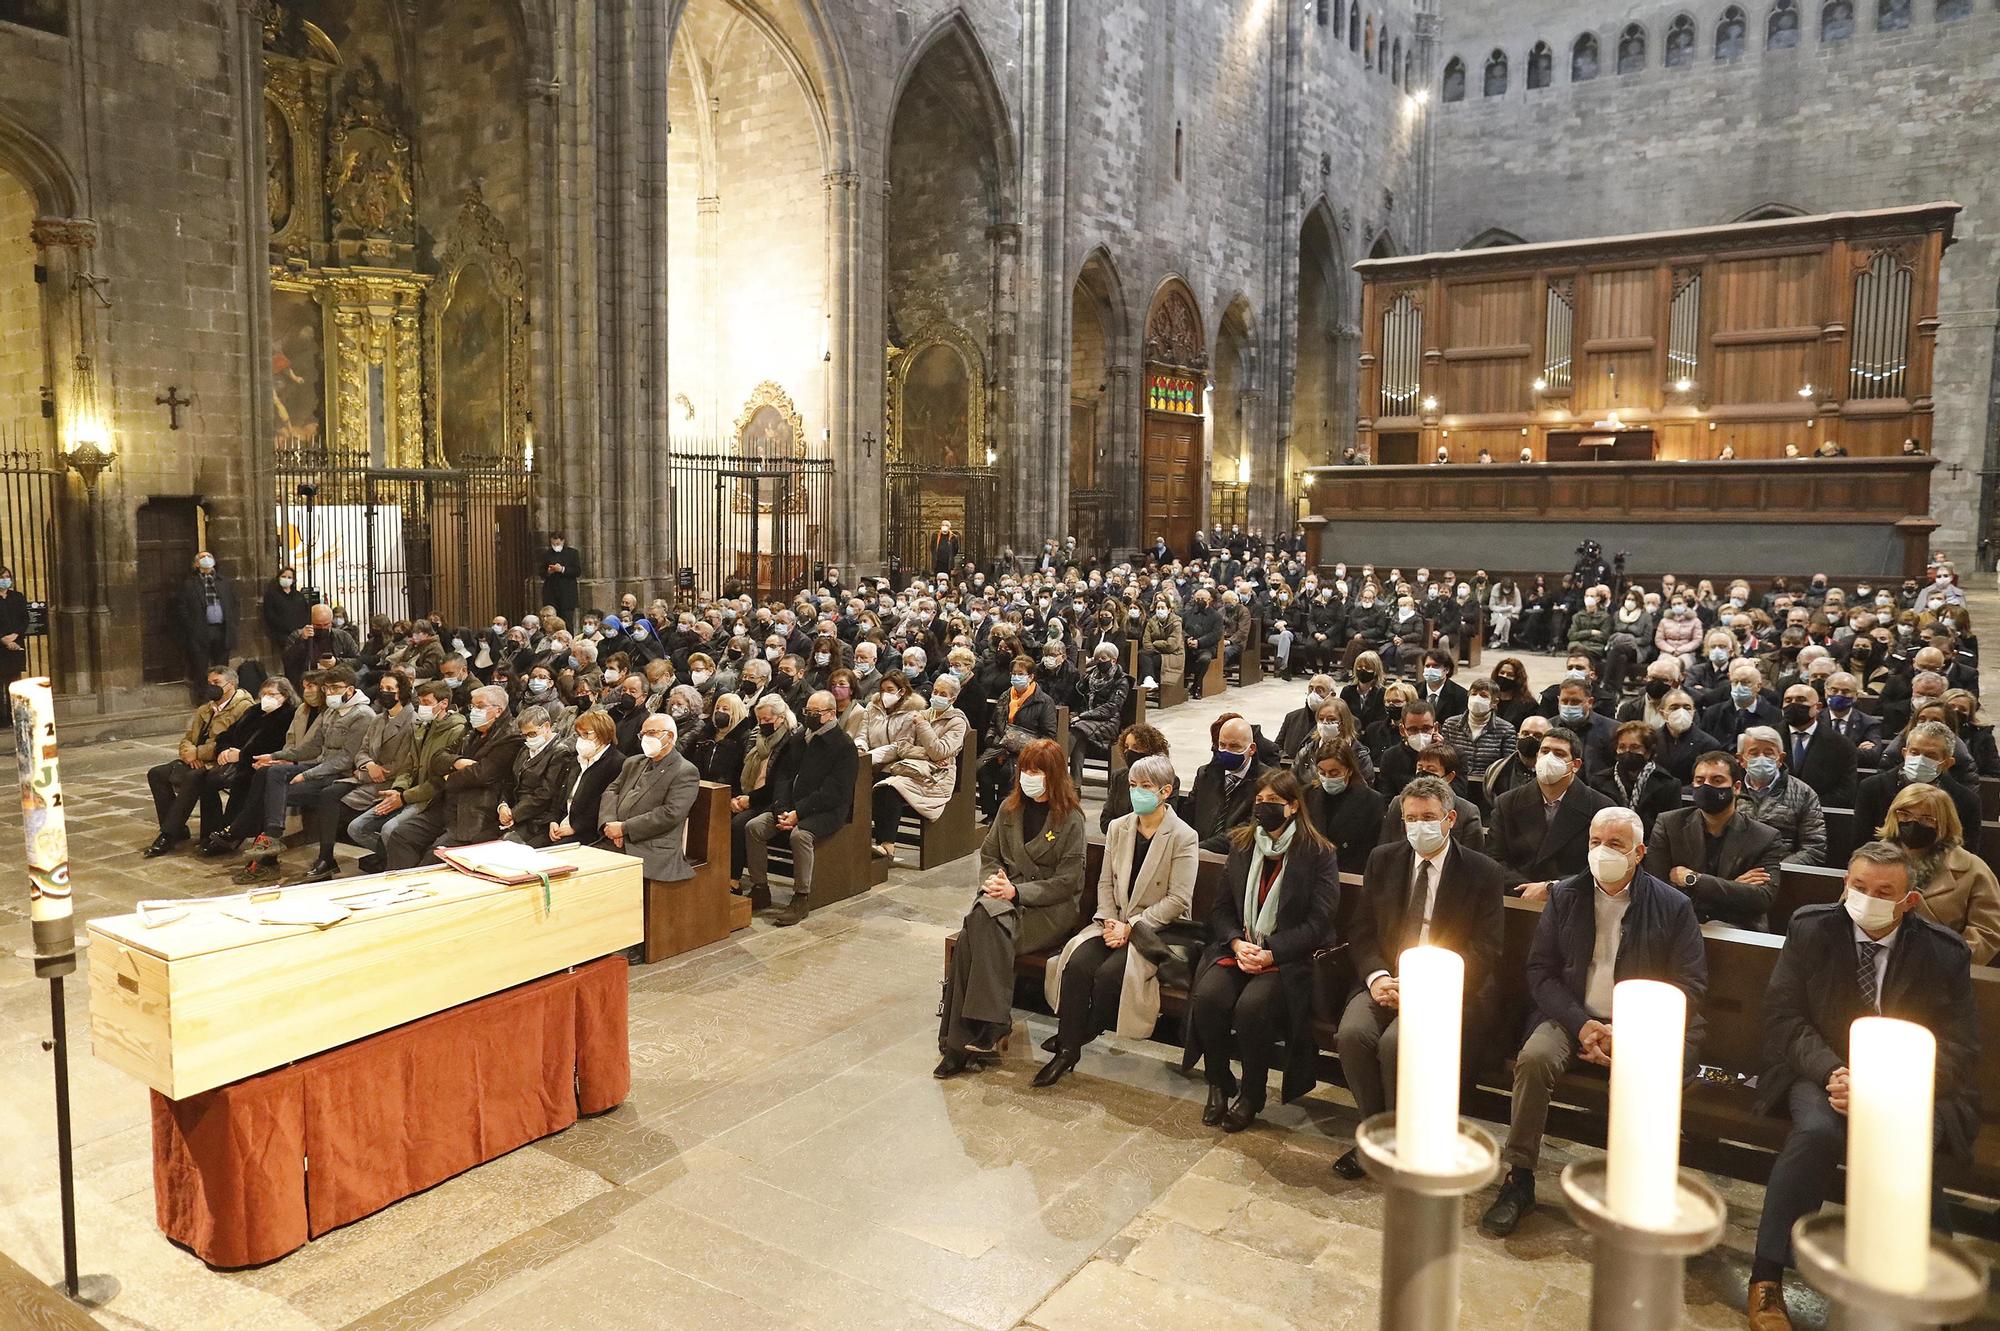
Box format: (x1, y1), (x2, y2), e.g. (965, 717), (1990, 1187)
(30, 217), (97, 250)
(526, 76), (562, 105)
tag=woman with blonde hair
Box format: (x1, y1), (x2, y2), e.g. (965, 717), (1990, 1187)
(1878, 782), (2000, 963)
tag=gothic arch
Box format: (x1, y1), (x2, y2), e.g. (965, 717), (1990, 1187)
(0, 117), (80, 218)
(1067, 245), (1131, 549)
(1465, 227), (1528, 248)
(1295, 200), (1355, 500)
(888, 10), (1019, 221)
(1733, 201), (1811, 222)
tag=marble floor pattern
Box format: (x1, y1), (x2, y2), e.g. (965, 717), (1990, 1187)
(2, 641), (1998, 1330)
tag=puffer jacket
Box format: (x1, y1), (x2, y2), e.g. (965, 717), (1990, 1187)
(1655, 610), (1703, 661)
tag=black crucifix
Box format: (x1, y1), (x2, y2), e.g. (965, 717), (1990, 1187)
(156, 385), (191, 430)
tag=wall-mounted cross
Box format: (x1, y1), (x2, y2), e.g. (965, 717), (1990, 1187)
(157, 386), (191, 430)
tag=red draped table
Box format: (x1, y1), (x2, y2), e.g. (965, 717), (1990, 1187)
(150, 955), (630, 1268)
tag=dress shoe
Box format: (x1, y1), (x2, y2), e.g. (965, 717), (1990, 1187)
(1746, 1280), (1793, 1331)
(198, 833), (239, 858)
(1479, 1173), (1536, 1238)
(1202, 1085), (1230, 1126)
(962, 1023), (1010, 1058)
(1330, 1147), (1366, 1180)
(358, 853), (385, 875)
(1039, 1034), (1060, 1054)
(299, 857), (338, 884)
(932, 1052), (969, 1079)
(1222, 1097), (1261, 1133)
(772, 896), (810, 928)
(1031, 1053), (1078, 1088)
(143, 833), (182, 858)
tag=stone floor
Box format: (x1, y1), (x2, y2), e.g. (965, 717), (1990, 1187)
(2, 643), (1998, 1330)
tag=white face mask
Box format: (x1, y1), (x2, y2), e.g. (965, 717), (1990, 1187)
(1467, 695), (1492, 719)
(640, 734), (666, 759)
(468, 706), (491, 728)
(576, 737), (602, 761)
(1406, 731), (1432, 752)
(1588, 845), (1633, 886)
(1844, 888), (1899, 933)
(1665, 707), (1693, 735)
(1018, 771), (1047, 800)
(278, 576), (293, 589)
(524, 732), (550, 755)
(260, 694), (283, 713)
(1534, 751), (1572, 786)
(1405, 819), (1448, 856)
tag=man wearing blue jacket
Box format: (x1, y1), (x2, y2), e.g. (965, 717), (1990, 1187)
(1480, 805), (1709, 1237)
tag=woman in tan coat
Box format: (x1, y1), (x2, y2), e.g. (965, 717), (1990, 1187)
(1036, 754), (1199, 1087)
(856, 671), (924, 857)
(871, 671), (970, 858)
(1879, 782), (2000, 964)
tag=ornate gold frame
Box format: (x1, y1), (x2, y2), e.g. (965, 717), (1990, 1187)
(884, 308), (987, 466)
(424, 186), (528, 466)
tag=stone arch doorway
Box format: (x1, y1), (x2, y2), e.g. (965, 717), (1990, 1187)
(884, 14), (1018, 568)
(1210, 296), (1258, 534)
(1295, 203), (1351, 480)
(1067, 246), (1128, 554)
(1141, 278), (1206, 559)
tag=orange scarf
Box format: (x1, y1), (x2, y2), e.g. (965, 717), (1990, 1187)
(1007, 682), (1036, 722)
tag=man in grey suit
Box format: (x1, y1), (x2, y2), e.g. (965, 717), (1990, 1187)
(597, 712), (701, 883)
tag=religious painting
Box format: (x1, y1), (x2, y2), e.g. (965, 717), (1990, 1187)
(902, 343), (971, 468)
(270, 286), (325, 453)
(439, 262), (506, 465)
(739, 404), (795, 460)
(0, 0), (67, 35)
(266, 104), (294, 234)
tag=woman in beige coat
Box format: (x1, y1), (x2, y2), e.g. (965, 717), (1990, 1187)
(1139, 594), (1185, 692)
(1880, 782), (2000, 964)
(1035, 754), (1199, 1087)
(871, 671), (970, 857)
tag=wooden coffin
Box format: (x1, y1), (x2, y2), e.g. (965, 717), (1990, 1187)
(86, 845), (643, 1100)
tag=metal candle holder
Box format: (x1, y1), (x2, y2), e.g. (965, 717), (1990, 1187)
(1560, 1160), (1726, 1331)
(1791, 1214), (1988, 1331)
(1356, 1113), (1501, 1331)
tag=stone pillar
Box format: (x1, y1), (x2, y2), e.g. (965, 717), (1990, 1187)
(1106, 363), (1137, 550)
(29, 220), (105, 699)
(522, 70), (563, 550)
(233, 0), (278, 653)
(987, 220), (1024, 544)
(696, 193), (722, 429)
(824, 169), (871, 571)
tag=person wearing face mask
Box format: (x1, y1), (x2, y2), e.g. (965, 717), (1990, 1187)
(1583, 720), (1684, 840)
(1098, 724), (1171, 831)
(1414, 649), (1468, 723)
(144, 667), (257, 856)
(1481, 713), (1549, 808)
(1733, 727), (1829, 867)
(339, 679), (467, 871)
(1033, 639), (1078, 709)
(282, 602), (360, 690)
(855, 672), (924, 857)
(1276, 676), (1339, 759)
(1551, 679), (1617, 781)
(1480, 806), (1707, 1238)
(1137, 595), (1184, 696)
(1618, 656), (1685, 729)
(1856, 720), (1982, 860)
(740, 690), (856, 927)
(1744, 842), (1977, 1330)
(1382, 588), (1427, 674)
(1878, 784), (2000, 962)
(1564, 582), (1612, 662)
(1653, 592), (1703, 665)
(936, 742), (1088, 1076)
(870, 672), (970, 857)
(490, 703), (580, 851)
(731, 694), (802, 875)
(259, 565), (310, 657)
(233, 666), (378, 881)
(1340, 649), (1389, 732)
(1182, 772), (1339, 1132)
(190, 677), (301, 855)
(978, 656), (1061, 819)
(383, 684), (523, 869)
(533, 710), (622, 848)
(1178, 593), (1223, 700)
(1768, 681), (1856, 807)
(295, 669), (418, 881)
(1487, 727), (1613, 899)
(169, 549), (239, 698)
(1817, 669), (1881, 759)
(1644, 752), (1783, 929)
(1684, 630), (1739, 709)
(1186, 716), (1268, 854)
(1485, 657), (1536, 729)
(1698, 660), (1780, 748)
(689, 692), (752, 795)
(1378, 744), (1486, 850)
(1372, 698), (1437, 799)
(608, 674), (651, 756)
(1651, 688), (1720, 784)
(1330, 775), (1507, 1179)
(537, 533), (581, 628)
(1062, 642), (1130, 780)
(1035, 754), (1198, 1088)
(594, 710), (701, 893)
(1300, 742), (1386, 874)
(1435, 674), (1512, 787)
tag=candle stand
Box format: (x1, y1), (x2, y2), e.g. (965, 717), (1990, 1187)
(1792, 1214), (1987, 1331)
(1561, 1159), (1725, 1331)
(1356, 1113), (1499, 1331)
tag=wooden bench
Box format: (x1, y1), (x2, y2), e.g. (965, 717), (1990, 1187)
(1983, 776), (2000, 823)
(1230, 617), (1263, 687)
(916, 735), (980, 869)
(754, 758), (887, 913)
(1823, 806), (1857, 863)
(1198, 650), (1226, 701)
(1775, 861), (1846, 934)
(641, 780), (738, 963)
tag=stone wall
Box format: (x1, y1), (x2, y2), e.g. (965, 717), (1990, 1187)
(0, 169), (41, 427)
(1429, 0), (2000, 559)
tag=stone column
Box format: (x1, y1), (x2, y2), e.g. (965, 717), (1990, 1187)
(823, 169), (870, 570)
(987, 220), (1024, 545)
(233, 0), (278, 650)
(29, 220), (105, 699)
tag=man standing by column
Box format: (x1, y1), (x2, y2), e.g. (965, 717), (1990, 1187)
(541, 533), (581, 628)
(171, 549), (236, 699)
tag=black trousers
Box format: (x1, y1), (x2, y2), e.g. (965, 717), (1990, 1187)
(148, 759), (228, 839)
(1189, 963), (1289, 1108)
(976, 753), (1016, 818)
(1137, 648), (1162, 685)
(1754, 1079), (1950, 1270)
(871, 782), (911, 842)
(1187, 649), (1215, 696)
(730, 805), (762, 875)
(1056, 935), (1129, 1054)
(311, 784), (363, 859)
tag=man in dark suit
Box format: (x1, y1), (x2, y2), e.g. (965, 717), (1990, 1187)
(1554, 677), (1617, 781)
(1479, 805), (1708, 1238)
(1372, 699), (1437, 799)
(1486, 726), (1613, 899)
(385, 684), (525, 867)
(1183, 716), (1265, 853)
(1644, 750), (1784, 929)
(1854, 720), (1981, 841)
(1778, 682), (1858, 808)
(744, 690), (858, 926)
(540, 534), (581, 627)
(1745, 842), (1978, 1331)
(597, 711), (701, 883)
(1181, 590), (1223, 699)
(1415, 649), (1469, 724)
(1700, 660), (1782, 748)
(1332, 776), (1508, 1179)
(1820, 671), (1882, 766)
(931, 521), (960, 575)
(171, 549), (238, 697)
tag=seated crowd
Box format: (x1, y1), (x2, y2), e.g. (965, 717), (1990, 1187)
(149, 543), (1985, 1329)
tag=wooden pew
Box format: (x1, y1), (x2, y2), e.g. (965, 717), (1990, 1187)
(1822, 806), (1858, 863)
(1198, 650), (1226, 701)
(1982, 820), (2000, 881)
(918, 734), (981, 869)
(642, 780), (736, 963)
(1983, 776), (2000, 822)
(1231, 617), (1263, 687)
(1775, 861), (1846, 934)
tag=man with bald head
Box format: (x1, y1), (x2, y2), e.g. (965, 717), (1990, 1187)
(1479, 805), (1708, 1238)
(743, 689), (858, 926)
(1185, 715), (1267, 853)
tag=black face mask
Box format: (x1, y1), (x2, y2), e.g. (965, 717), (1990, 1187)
(1645, 678), (1671, 700)
(1516, 736), (1542, 763)
(1251, 803), (1291, 834)
(1615, 751), (1647, 778)
(205, 684), (225, 702)
(1356, 668), (1376, 684)
(1782, 702), (1815, 728)
(1900, 822), (1940, 851)
(1384, 705), (1404, 724)
(759, 721), (779, 737)
(1691, 784), (1736, 815)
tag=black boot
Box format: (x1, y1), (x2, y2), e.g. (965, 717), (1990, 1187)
(1032, 1052), (1078, 1089)
(1202, 1084), (1230, 1127)
(299, 856), (338, 883)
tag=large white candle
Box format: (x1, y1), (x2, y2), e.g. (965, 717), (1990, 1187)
(1395, 945), (1464, 1174)
(1847, 1016), (1935, 1293)
(1606, 978), (1687, 1228)
(10, 678), (76, 973)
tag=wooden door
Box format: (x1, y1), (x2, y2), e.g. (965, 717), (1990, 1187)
(1142, 415), (1200, 557)
(136, 498), (204, 682)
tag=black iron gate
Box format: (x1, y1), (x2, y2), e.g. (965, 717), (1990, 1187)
(0, 422), (62, 680)
(887, 463), (998, 577)
(667, 446), (833, 601)
(276, 450), (535, 629)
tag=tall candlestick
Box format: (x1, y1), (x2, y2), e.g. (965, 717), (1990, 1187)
(1847, 1016), (1935, 1294)
(1606, 979), (1686, 1228)
(1395, 944), (1464, 1174)
(10, 678), (76, 977)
